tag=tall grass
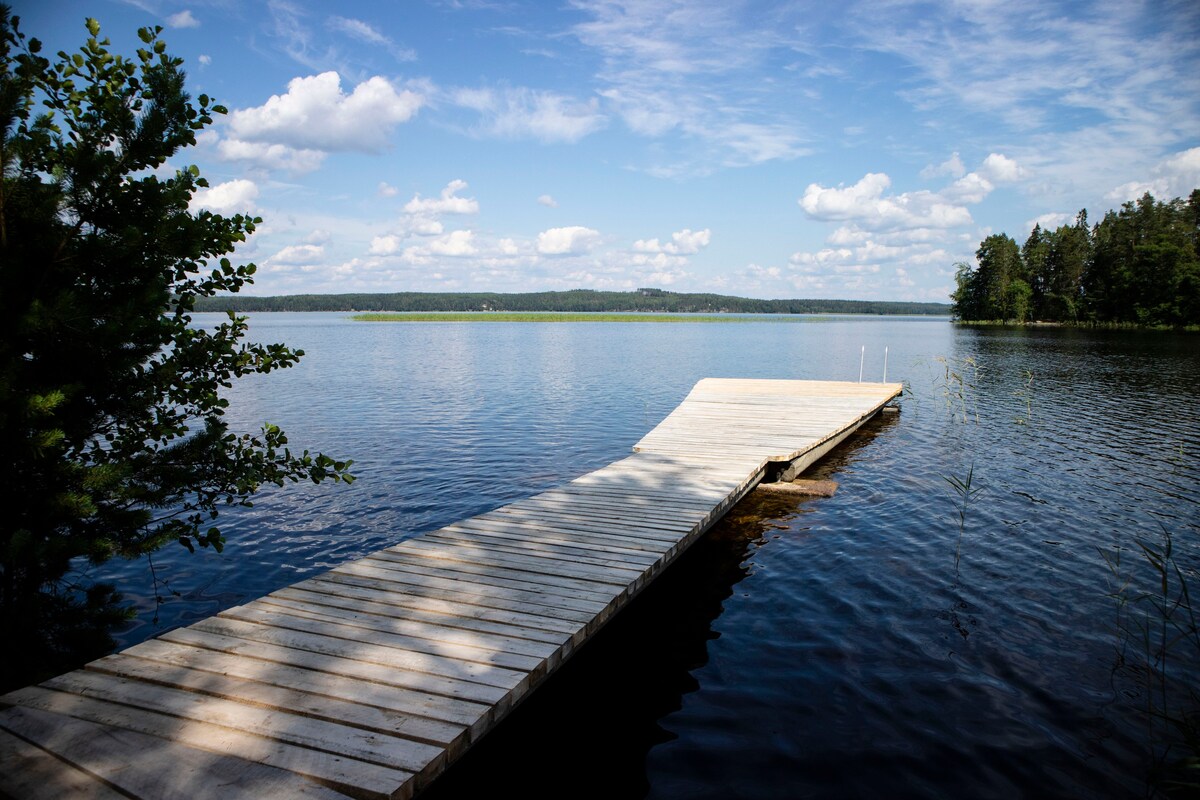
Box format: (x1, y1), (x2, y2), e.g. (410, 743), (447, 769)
(1101, 530), (1200, 795)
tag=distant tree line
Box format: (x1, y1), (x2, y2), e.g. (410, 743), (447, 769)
(194, 288), (951, 316)
(951, 190), (1200, 326)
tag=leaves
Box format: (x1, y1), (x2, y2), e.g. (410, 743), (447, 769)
(0, 9), (353, 690)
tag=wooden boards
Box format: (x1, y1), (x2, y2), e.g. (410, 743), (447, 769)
(0, 378), (901, 800)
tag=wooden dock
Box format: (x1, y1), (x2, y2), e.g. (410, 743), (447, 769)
(0, 378), (901, 799)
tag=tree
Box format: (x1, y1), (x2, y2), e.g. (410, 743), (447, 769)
(1087, 192), (1200, 325)
(950, 261), (983, 321)
(1022, 223), (1051, 318)
(0, 10), (353, 690)
(1043, 211), (1089, 323)
(971, 233), (1026, 321)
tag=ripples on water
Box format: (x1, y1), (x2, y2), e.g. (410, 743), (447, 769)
(94, 314), (1199, 798)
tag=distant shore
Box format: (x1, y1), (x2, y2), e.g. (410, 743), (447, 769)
(193, 288), (952, 317)
(353, 312), (833, 323)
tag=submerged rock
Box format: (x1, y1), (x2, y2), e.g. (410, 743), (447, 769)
(756, 478), (838, 497)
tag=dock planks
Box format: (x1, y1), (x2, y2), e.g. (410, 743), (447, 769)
(0, 378), (900, 800)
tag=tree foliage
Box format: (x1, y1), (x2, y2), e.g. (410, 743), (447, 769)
(0, 10), (352, 690)
(951, 191), (1200, 326)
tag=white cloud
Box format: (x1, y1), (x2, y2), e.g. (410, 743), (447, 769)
(498, 238), (520, 256)
(406, 218), (445, 237)
(403, 180), (479, 215)
(800, 173), (973, 231)
(428, 230), (477, 257)
(921, 152), (966, 180)
(790, 248), (853, 269)
(328, 15), (417, 61)
(453, 87), (605, 143)
(267, 244), (324, 265)
(537, 226), (602, 255)
(303, 229), (331, 245)
(941, 173), (994, 204)
(1026, 212), (1074, 232)
(167, 10), (199, 28)
(215, 138), (325, 174)
(631, 252), (688, 269)
(228, 72), (423, 153)
(745, 264), (782, 280)
(844, 1), (1199, 210)
(369, 235), (402, 256)
(669, 228), (711, 254)
(328, 16), (387, 45)
(1106, 146), (1200, 203)
(538, 194), (559, 208)
(378, 182), (399, 197)
(378, 230), (479, 262)
(977, 153), (1026, 184)
(638, 268), (689, 286)
(198, 54), (212, 65)
(934, 153), (1024, 204)
(570, 2), (810, 174)
(828, 225), (950, 247)
(189, 179), (258, 215)
(634, 228), (712, 255)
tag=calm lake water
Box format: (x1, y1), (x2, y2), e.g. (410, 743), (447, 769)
(94, 312), (1199, 798)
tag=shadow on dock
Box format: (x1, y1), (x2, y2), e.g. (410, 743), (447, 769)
(419, 414), (896, 799)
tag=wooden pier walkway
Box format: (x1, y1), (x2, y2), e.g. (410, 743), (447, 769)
(0, 379), (901, 800)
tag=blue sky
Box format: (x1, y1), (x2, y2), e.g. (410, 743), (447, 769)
(19, 0), (1200, 301)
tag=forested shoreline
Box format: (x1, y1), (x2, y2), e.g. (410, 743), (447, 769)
(951, 190), (1200, 327)
(194, 288), (950, 316)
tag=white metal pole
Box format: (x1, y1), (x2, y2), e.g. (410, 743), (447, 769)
(883, 346), (889, 382)
(859, 346), (865, 382)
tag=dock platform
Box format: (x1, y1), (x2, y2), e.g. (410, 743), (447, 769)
(0, 378), (901, 799)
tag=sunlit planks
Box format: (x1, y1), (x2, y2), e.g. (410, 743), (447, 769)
(0, 378), (900, 800)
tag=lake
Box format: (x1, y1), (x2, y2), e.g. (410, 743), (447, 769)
(94, 312), (1200, 798)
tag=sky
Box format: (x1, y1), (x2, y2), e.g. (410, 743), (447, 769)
(17, 0), (1200, 302)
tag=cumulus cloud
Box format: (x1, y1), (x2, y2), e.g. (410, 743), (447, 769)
(790, 248), (853, 270)
(921, 152), (966, 179)
(800, 173), (973, 230)
(537, 226), (602, 255)
(631, 252), (688, 269)
(215, 138), (325, 174)
(453, 87), (605, 143)
(633, 228), (712, 255)
(267, 244), (324, 265)
(538, 194), (559, 208)
(373, 230), (478, 261)
(637, 268), (689, 286)
(406, 218), (445, 236)
(198, 54), (212, 65)
(427, 230), (477, 257)
(404, 180), (479, 215)
(1106, 146), (1200, 203)
(303, 229), (331, 245)
(368, 235), (402, 256)
(189, 179), (258, 215)
(941, 172), (994, 204)
(378, 182), (399, 197)
(228, 72), (423, 153)
(977, 153), (1026, 184)
(1026, 212), (1075, 232)
(167, 10), (199, 28)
